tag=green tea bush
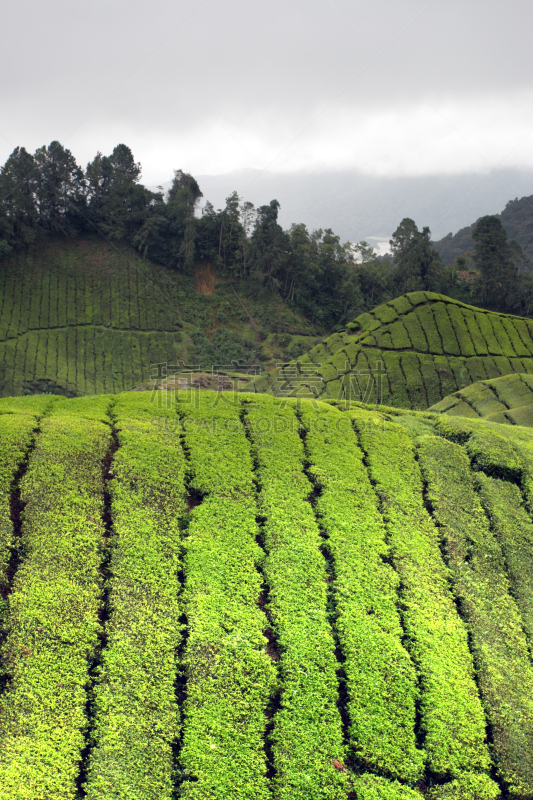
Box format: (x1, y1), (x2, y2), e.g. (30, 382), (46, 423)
(0, 407), (111, 799)
(300, 401), (424, 782)
(417, 305), (444, 354)
(426, 773), (501, 800)
(0, 415), (38, 597)
(476, 474), (533, 650)
(243, 394), (348, 798)
(177, 392), (276, 800)
(83, 393), (188, 799)
(403, 312), (429, 352)
(352, 415), (491, 780)
(418, 435), (533, 797)
(353, 774), (422, 800)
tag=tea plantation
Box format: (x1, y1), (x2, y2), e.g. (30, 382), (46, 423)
(0, 239), (319, 399)
(254, 292), (533, 409)
(1, 389), (533, 799)
(429, 372), (533, 425)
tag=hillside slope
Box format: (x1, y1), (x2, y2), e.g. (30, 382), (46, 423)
(434, 194), (533, 265)
(0, 238), (321, 398)
(429, 372), (533, 426)
(1, 390), (533, 798)
(255, 292), (533, 409)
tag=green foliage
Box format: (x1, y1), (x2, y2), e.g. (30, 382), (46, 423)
(390, 218), (443, 294)
(352, 415), (491, 779)
(242, 394), (348, 798)
(191, 327), (248, 369)
(432, 303), (460, 356)
(476, 474), (533, 651)
(300, 401), (423, 781)
(2, 390), (533, 795)
(261, 294), (533, 411)
(418, 435), (533, 797)
(176, 392), (276, 799)
(401, 351), (428, 408)
(0, 406), (112, 799)
(353, 774), (423, 800)
(430, 373), (533, 425)
(472, 216), (523, 311)
(403, 310), (428, 351)
(83, 393), (187, 799)
(0, 147), (40, 245)
(33, 142), (85, 235)
(0, 237), (325, 398)
(0, 415), (38, 604)
(427, 773), (501, 800)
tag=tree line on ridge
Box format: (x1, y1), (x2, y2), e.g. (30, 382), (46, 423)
(1, 141), (532, 328)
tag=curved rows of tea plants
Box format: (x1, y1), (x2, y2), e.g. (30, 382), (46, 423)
(351, 416), (490, 780)
(418, 433), (533, 797)
(255, 293), (533, 409)
(242, 395), (348, 798)
(299, 403), (423, 783)
(0, 403), (112, 797)
(177, 394), (276, 800)
(429, 372), (533, 426)
(0, 239), (318, 399)
(0, 390), (533, 799)
(82, 395), (188, 798)
(0, 240), (186, 398)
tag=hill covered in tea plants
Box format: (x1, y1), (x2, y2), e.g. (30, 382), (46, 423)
(1, 390), (533, 799)
(0, 238), (320, 398)
(255, 292), (533, 409)
(429, 372), (533, 426)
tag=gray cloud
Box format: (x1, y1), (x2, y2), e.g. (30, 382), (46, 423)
(2, 0), (533, 183)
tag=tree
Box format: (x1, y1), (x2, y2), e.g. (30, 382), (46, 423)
(248, 200), (289, 293)
(194, 201), (222, 266)
(132, 191), (169, 262)
(217, 191), (243, 274)
(286, 223), (319, 303)
(167, 169), (202, 208)
(33, 141), (85, 234)
(0, 147), (39, 246)
(163, 170), (203, 270)
(390, 218), (442, 293)
(0, 204), (12, 258)
(472, 215), (522, 309)
(357, 255), (394, 310)
(353, 240), (376, 265)
(239, 201), (255, 279)
(86, 144), (149, 241)
(195, 193), (243, 274)
(85, 151), (113, 213)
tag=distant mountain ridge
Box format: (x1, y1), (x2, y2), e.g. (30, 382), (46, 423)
(434, 194), (533, 265)
(152, 168), (533, 245)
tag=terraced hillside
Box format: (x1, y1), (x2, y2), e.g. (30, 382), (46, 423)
(1, 389), (533, 799)
(430, 372), (533, 425)
(255, 292), (533, 409)
(0, 239), (319, 398)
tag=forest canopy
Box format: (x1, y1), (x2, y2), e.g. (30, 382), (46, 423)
(1, 141), (532, 324)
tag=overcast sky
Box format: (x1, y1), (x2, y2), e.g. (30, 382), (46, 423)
(2, 0), (533, 186)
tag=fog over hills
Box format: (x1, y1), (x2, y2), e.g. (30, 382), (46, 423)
(153, 168), (533, 249)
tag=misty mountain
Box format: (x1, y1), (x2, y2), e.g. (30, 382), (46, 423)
(434, 194), (533, 265)
(153, 168), (533, 248)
